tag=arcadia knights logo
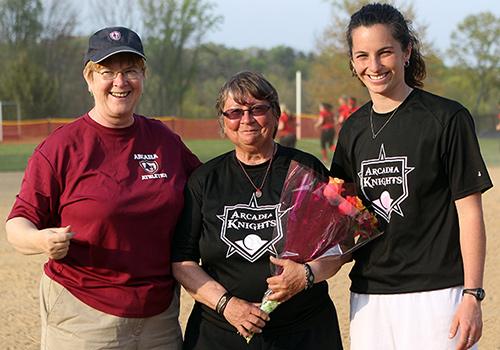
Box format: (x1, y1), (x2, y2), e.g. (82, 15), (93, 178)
(358, 144), (414, 222)
(217, 194), (289, 263)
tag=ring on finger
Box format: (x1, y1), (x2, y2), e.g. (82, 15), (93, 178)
(467, 336), (474, 343)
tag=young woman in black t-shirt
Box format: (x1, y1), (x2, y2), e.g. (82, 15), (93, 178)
(331, 4), (492, 350)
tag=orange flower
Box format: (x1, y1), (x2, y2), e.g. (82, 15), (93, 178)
(346, 195), (366, 211)
(329, 177), (344, 185)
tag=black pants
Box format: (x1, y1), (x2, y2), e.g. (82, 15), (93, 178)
(182, 300), (343, 350)
(320, 128), (335, 150)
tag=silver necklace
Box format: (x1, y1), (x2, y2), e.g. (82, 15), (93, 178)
(370, 106), (399, 139)
(236, 144), (276, 198)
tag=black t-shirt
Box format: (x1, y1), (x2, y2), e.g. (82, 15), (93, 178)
(172, 145), (335, 334)
(331, 89), (493, 294)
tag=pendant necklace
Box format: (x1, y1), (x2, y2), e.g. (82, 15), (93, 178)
(236, 144), (276, 198)
(370, 106), (399, 139)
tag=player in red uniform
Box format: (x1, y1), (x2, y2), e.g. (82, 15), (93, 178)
(315, 102), (336, 163)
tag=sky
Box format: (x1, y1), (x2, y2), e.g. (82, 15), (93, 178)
(204, 0), (499, 53)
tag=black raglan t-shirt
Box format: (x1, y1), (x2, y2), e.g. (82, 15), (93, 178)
(331, 89), (492, 294)
(172, 145), (335, 334)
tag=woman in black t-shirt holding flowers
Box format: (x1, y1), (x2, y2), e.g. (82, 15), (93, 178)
(172, 71), (347, 349)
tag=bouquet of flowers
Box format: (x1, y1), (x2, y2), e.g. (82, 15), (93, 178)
(245, 160), (382, 343)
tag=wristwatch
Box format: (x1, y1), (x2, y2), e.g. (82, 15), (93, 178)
(462, 288), (486, 301)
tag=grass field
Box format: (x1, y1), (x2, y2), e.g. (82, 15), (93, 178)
(0, 138), (326, 172)
(1, 137), (498, 172)
(1, 139), (499, 349)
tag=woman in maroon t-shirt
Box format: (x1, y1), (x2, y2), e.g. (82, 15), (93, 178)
(5, 27), (200, 349)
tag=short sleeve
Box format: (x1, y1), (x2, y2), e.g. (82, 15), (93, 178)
(171, 174), (204, 262)
(441, 108), (492, 200)
(330, 129), (355, 182)
(7, 148), (61, 229)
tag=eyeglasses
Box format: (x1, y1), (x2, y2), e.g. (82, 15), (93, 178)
(222, 104), (271, 119)
(95, 68), (143, 81)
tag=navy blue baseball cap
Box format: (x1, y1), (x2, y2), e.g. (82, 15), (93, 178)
(84, 26), (146, 65)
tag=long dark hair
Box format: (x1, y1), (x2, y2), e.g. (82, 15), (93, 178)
(346, 3), (426, 88)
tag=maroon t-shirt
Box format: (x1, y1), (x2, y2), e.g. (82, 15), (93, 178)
(8, 114), (201, 317)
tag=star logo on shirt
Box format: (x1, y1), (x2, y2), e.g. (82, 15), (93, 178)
(217, 193), (289, 263)
(358, 144), (414, 222)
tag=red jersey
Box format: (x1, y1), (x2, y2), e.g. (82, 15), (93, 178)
(319, 110), (335, 129)
(338, 104), (350, 124)
(278, 112), (295, 137)
(8, 114), (201, 317)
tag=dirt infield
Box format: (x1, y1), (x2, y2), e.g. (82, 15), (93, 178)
(1, 170), (499, 349)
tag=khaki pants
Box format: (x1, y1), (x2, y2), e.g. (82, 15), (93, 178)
(40, 273), (182, 350)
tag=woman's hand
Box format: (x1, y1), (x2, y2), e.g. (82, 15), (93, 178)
(38, 226), (74, 259)
(173, 261), (269, 338)
(6, 218), (74, 259)
(449, 296), (482, 350)
(265, 256), (306, 303)
(222, 297), (270, 338)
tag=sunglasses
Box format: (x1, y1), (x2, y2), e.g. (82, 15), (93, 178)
(222, 104), (271, 120)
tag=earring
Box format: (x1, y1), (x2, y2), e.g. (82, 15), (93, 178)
(89, 90), (93, 96)
(404, 60), (410, 68)
(349, 60), (357, 77)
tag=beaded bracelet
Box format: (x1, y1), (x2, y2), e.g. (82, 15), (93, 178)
(215, 292), (233, 316)
(304, 263), (315, 290)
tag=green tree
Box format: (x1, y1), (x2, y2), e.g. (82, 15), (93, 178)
(0, 51), (58, 118)
(0, 0), (42, 46)
(0, 0), (44, 117)
(0, 0), (80, 119)
(39, 0), (85, 117)
(448, 12), (499, 116)
(320, 0), (372, 53)
(180, 43), (311, 118)
(88, 0), (142, 31)
(320, 0), (429, 53)
(180, 43), (245, 118)
(139, 0), (222, 117)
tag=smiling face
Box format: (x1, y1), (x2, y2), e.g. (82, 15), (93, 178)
(351, 23), (411, 101)
(222, 94), (278, 153)
(84, 53), (144, 128)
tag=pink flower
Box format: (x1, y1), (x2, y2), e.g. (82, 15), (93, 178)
(338, 200), (357, 216)
(247, 161), (382, 343)
(274, 161), (381, 263)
